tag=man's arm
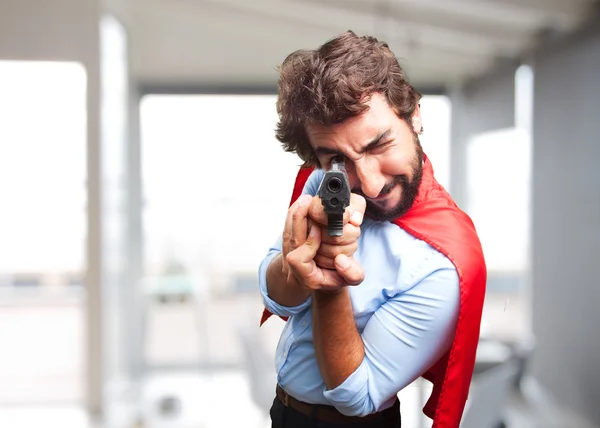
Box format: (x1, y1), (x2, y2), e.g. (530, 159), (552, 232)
(312, 288), (364, 388)
(265, 252), (311, 307)
(312, 264), (364, 389)
(281, 191), (367, 388)
(317, 249), (460, 417)
(259, 231), (314, 318)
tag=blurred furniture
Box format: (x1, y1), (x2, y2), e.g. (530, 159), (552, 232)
(474, 338), (514, 375)
(461, 358), (520, 428)
(142, 274), (198, 304)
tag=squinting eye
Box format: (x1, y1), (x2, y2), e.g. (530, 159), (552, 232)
(373, 142), (392, 152)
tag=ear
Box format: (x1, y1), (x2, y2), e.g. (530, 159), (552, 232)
(411, 103), (423, 134)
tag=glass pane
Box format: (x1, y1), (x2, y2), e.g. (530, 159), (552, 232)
(0, 60), (87, 404)
(140, 94), (300, 367)
(466, 127), (532, 342)
(464, 65), (534, 346)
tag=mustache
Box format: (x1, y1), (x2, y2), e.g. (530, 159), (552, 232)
(352, 175), (408, 199)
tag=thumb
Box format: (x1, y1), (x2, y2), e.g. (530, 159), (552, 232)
(334, 254), (365, 286)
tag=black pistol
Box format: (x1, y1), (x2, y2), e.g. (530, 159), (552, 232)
(318, 159), (351, 237)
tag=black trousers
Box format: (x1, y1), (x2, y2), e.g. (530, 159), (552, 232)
(269, 395), (401, 428)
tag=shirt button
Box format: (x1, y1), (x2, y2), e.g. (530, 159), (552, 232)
(301, 321), (307, 327)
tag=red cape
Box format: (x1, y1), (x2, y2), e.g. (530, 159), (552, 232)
(261, 156), (486, 427)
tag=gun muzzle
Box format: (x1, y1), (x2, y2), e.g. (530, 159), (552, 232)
(317, 160), (351, 237)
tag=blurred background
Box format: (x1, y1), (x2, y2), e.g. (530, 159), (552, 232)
(0, 1), (599, 427)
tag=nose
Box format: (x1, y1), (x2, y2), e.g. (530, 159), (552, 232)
(352, 158), (385, 198)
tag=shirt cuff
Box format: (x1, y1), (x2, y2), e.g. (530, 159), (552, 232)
(258, 250), (312, 317)
(322, 359), (373, 416)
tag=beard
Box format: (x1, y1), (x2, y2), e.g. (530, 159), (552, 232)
(355, 137), (424, 222)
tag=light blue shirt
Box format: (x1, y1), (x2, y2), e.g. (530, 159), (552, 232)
(258, 169), (460, 417)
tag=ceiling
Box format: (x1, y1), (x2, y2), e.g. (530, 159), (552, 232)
(113, 0), (599, 92)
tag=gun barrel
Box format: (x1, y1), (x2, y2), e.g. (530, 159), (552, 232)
(318, 160), (351, 237)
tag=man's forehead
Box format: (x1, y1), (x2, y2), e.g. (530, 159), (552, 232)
(306, 115), (390, 149)
(305, 121), (338, 137)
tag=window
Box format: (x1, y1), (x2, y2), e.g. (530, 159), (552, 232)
(0, 60), (87, 404)
(465, 65), (534, 342)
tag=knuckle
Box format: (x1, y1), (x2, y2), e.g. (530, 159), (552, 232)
(291, 210), (301, 222)
(305, 282), (318, 291)
(285, 251), (297, 266)
(287, 205), (297, 218)
(309, 200), (324, 217)
(289, 237), (299, 249)
(301, 273), (318, 289)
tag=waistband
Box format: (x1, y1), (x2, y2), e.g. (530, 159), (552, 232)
(276, 384), (399, 424)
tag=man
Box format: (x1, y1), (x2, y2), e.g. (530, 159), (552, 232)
(258, 31), (486, 428)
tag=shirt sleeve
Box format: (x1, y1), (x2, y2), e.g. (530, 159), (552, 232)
(258, 169), (324, 317)
(323, 248), (460, 416)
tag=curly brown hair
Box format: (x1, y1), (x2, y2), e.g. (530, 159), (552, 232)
(275, 30), (422, 167)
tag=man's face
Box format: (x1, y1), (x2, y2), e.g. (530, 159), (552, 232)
(306, 93), (423, 222)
